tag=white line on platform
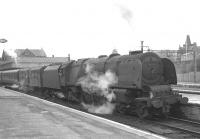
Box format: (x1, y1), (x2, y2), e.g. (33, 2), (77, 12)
(0, 87), (166, 139)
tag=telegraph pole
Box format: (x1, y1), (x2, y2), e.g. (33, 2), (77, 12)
(141, 41), (144, 52)
(193, 46), (197, 83)
(68, 54), (70, 61)
(140, 41), (150, 53)
(194, 51), (197, 82)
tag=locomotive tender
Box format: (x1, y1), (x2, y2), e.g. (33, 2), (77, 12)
(0, 51), (188, 118)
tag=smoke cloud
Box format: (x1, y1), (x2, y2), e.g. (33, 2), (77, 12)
(78, 64), (118, 114)
(5, 48), (17, 58)
(4, 48), (18, 65)
(82, 102), (116, 114)
(19, 80), (32, 93)
(10, 84), (19, 89)
(117, 5), (133, 25)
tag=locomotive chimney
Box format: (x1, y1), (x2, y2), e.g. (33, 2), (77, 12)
(141, 41), (144, 53)
(68, 54), (70, 61)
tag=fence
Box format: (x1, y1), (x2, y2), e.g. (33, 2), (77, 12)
(177, 72), (200, 83)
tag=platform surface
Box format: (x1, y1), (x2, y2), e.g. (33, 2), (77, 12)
(0, 87), (165, 139)
(173, 83), (200, 104)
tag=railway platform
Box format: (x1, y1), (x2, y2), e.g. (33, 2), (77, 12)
(173, 82), (200, 104)
(181, 93), (200, 104)
(177, 82), (200, 89)
(0, 87), (165, 139)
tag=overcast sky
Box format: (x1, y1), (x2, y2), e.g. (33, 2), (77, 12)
(0, 0), (200, 60)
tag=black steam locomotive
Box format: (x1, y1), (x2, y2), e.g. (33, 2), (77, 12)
(0, 51), (188, 118)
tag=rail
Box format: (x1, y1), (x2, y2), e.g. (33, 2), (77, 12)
(150, 116), (200, 138)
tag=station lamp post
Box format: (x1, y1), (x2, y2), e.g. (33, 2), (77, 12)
(0, 38), (8, 61)
(141, 41), (150, 53)
(0, 38), (7, 43)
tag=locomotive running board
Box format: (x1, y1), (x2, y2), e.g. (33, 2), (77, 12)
(110, 85), (140, 90)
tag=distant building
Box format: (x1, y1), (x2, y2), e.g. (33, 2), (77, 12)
(0, 48), (69, 70)
(15, 48), (47, 57)
(152, 35), (200, 63)
(180, 52), (194, 61)
(153, 50), (179, 62)
(182, 35), (197, 52)
(178, 35), (200, 62)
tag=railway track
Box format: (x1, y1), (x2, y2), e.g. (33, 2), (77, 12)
(170, 86), (200, 122)
(150, 116), (200, 138)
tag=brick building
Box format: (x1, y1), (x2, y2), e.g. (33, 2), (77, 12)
(0, 48), (69, 70)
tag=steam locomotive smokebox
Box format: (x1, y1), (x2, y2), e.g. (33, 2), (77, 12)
(139, 52), (163, 85)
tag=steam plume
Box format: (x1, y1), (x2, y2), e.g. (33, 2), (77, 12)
(10, 84), (19, 89)
(3, 48), (18, 65)
(5, 48), (17, 58)
(78, 64), (118, 114)
(82, 102), (116, 114)
(19, 80), (31, 93)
